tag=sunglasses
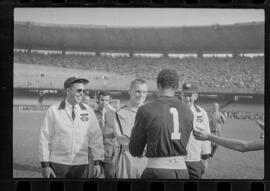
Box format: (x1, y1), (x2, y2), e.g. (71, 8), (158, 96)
(76, 89), (87, 94)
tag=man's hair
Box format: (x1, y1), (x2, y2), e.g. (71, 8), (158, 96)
(130, 78), (147, 89)
(213, 102), (220, 110)
(97, 91), (111, 100)
(157, 69), (179, 89)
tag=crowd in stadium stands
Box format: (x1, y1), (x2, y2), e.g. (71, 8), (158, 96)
(14, 105), (50, 111)
(14, 52), (264, 92)
(223, 111), (264, 121)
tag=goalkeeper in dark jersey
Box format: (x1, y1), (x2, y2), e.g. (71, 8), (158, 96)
(129, 69), (194, 179)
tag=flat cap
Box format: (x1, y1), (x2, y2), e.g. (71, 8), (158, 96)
(64, 76), (89, 90)
(182, 82), (198, 93)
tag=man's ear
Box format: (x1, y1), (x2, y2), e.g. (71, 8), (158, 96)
(66, 88), (70, 95)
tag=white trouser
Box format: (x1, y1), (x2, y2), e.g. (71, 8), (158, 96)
(146, 156), (187, 170)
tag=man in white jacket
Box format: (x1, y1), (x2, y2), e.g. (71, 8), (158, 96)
(38, 77), (104, 178)
(181, 82), (212, 179)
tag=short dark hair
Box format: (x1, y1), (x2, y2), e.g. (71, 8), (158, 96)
(157, 69), (179, 89)
(97, 91), (111, 100)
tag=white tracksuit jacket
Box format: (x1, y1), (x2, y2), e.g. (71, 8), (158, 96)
(38, 100), (104, 166)
(185, 105), (211, 162)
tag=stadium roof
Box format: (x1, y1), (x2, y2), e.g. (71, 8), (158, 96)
(14, 21), (264, 53)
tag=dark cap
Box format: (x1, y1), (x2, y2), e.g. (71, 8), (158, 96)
(182, 82), (198, 93)
(64, 77), (89, 90)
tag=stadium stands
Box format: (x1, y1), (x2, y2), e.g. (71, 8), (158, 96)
(225, 111), (264, 121)
(14, 52), (264, 93)
(14, 22), (264, 54)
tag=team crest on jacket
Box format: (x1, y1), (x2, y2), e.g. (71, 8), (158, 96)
(80, 113), (89, 122)
(196, 115), (203, 123)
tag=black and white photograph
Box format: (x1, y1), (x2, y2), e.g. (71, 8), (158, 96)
(13, 8), (264, 179)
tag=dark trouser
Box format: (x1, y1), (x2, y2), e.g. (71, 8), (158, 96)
(140, 168), (189, 179)
(211, 143), (218, 157)
(88, 147), (105, 178)
(185, 161), (203, 179)
(50, 162), (88, 178)
(88, 148), (94, 178)
(210, 130), (220, 157)
(103, 143), (118, 178)
(103, 161), (116, 178)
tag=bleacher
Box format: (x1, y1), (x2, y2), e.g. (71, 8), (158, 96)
(14, 52), (264, 94)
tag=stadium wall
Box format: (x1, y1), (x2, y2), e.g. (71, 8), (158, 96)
(14, 88), (264, 113)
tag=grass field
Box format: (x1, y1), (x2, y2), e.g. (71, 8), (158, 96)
(14, 63), (156, 91)
(13, 111), (264, 179)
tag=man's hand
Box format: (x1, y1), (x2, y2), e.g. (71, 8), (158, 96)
(117, 135), (130, 146)
(201, 160), (208, 175)
(93, 165), (102, 178)
(193, 127), (210, 141)
(42, 167), (56, 178)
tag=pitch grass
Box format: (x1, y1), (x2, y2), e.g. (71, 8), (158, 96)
(13, 111), (264, 179)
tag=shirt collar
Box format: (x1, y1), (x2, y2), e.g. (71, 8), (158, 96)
(191, 104), (201, 113)
(95, 107), (105, 114)
(127, 102), (139, 113)
(65, 99), (74, 110)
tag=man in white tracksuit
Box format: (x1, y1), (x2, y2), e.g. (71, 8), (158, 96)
(181, 82), (212, 179)
(38, 77), (104, 178)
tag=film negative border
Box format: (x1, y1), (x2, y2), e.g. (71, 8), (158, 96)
(0, 0), (268, 6)
(0, 180), (268, 191)
(0, 0), (269, 191)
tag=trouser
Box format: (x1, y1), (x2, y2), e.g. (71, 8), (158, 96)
(103, 161), (116, 178)
(141, 168), (189, 179)
(49, 162), (88, 178)
(88, 145), (117, 178)
(185, 161), (203, 179)
(103, 142), (118, 178)
(216, 126), (221, 136)
(115, 148), (148, 178)
(210, 130), (220, 157)
(88, 148), (105, 178)
(211, 143), (218, 157)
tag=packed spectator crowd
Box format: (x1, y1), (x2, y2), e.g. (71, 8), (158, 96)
(216, 111), (264, 121)
(14, 51), (264, 93)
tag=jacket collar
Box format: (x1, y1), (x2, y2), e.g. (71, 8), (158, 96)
(193, 104), (201, 113)
(58, 100), (87, 111)
(58, 100), (66, 110)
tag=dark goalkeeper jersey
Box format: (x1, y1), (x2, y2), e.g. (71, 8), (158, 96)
(129, 96), (193, 158)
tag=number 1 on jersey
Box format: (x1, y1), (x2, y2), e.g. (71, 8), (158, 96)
(170, 108), (181, 140)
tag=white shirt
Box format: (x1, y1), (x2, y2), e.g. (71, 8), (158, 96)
(38, 100), (104, 165)
(185, 105), (211, 162)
